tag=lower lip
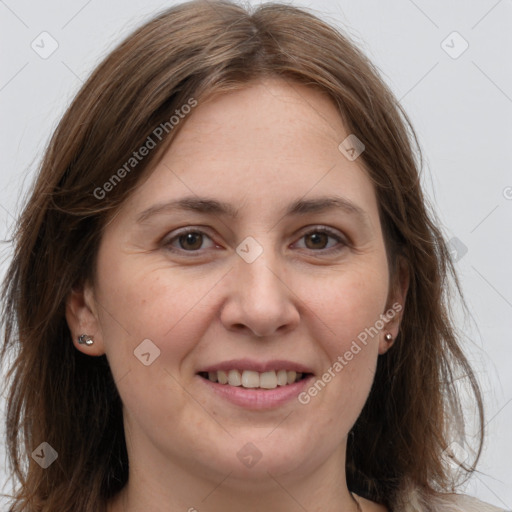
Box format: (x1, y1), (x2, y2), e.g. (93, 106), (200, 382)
(197, 374), (314, 410)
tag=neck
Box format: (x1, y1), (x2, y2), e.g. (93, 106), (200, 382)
(108, 440), (364, 512)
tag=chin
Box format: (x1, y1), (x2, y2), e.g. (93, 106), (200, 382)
(204, 433), (326, 487)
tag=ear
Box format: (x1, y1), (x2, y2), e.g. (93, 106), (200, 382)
(379, 255), (409, 355)
(65, 280), (106, 356)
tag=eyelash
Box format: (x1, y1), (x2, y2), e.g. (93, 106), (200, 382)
(162, 226), (348, 257)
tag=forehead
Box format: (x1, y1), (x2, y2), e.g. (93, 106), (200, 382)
(113, 78), (380, 228)
(173, 78), (345, 162)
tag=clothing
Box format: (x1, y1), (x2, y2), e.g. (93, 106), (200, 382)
(396, 491), (509, 512)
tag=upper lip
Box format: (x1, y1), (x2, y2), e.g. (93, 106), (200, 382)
(197, 359), (314, 374)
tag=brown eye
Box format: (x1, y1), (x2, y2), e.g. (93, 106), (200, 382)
(295, 227), (347, 254)
(164, 228), (216, 254)
(178, 232), (204, 251)
(304, 232), (329, 250)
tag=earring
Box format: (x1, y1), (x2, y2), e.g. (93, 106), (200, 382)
(384, 333), (393, 343)
(78, 334), (94, 346)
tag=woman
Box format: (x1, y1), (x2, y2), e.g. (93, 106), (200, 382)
(0, 1), (506, 511)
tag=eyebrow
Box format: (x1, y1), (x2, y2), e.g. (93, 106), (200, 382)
(136, 195), (370, 225)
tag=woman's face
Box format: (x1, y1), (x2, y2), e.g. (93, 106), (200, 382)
(69, 78), (405, 492)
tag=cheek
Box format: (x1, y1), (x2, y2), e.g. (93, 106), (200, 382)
(94, 258), (220, 428)
(95, 251), (221, 374)
(314, 257), (389, 351)
(301, 256), (389, 415)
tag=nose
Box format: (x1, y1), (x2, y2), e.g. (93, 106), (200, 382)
(219, 246), (300, 338)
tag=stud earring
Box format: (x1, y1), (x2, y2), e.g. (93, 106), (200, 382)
(384, 333), (393, 343)
(78, 334), (94, 346)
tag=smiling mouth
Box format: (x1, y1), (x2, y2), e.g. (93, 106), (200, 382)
(197, 369), (312, 390)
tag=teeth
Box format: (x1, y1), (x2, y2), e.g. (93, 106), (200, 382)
(277, 369), (288, 386)
(228, 369), (242, 386)
(204, 369), (307, 388)
(241, 370), (260, 388)
(260, 371), (277, 389)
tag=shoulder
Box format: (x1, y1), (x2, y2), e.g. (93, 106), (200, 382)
(445, 494), (509, 512)
(388, 478), (510, 512)
(401, 492), (509, 512)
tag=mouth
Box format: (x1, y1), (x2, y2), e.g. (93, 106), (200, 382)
(196, 359), (315, 409)
(197, 369), (313, 390)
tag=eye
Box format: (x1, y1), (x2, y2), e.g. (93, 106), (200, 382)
(163, 228), (217, 254)
(162, 226), (347, 256)
(294, 226), (347, 254)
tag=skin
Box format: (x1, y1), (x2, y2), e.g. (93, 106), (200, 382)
(66, 77), (408, 512)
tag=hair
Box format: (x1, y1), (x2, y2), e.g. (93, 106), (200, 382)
(1, 1), (485, 510)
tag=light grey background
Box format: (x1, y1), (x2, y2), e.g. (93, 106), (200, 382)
(1, 0), (511, 509)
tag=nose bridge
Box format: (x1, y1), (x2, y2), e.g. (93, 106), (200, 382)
(238, 242), (281, 299)
(220, 234), (299, 337)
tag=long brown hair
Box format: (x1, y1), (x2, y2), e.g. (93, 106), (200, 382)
(1, 1), (484, 510)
